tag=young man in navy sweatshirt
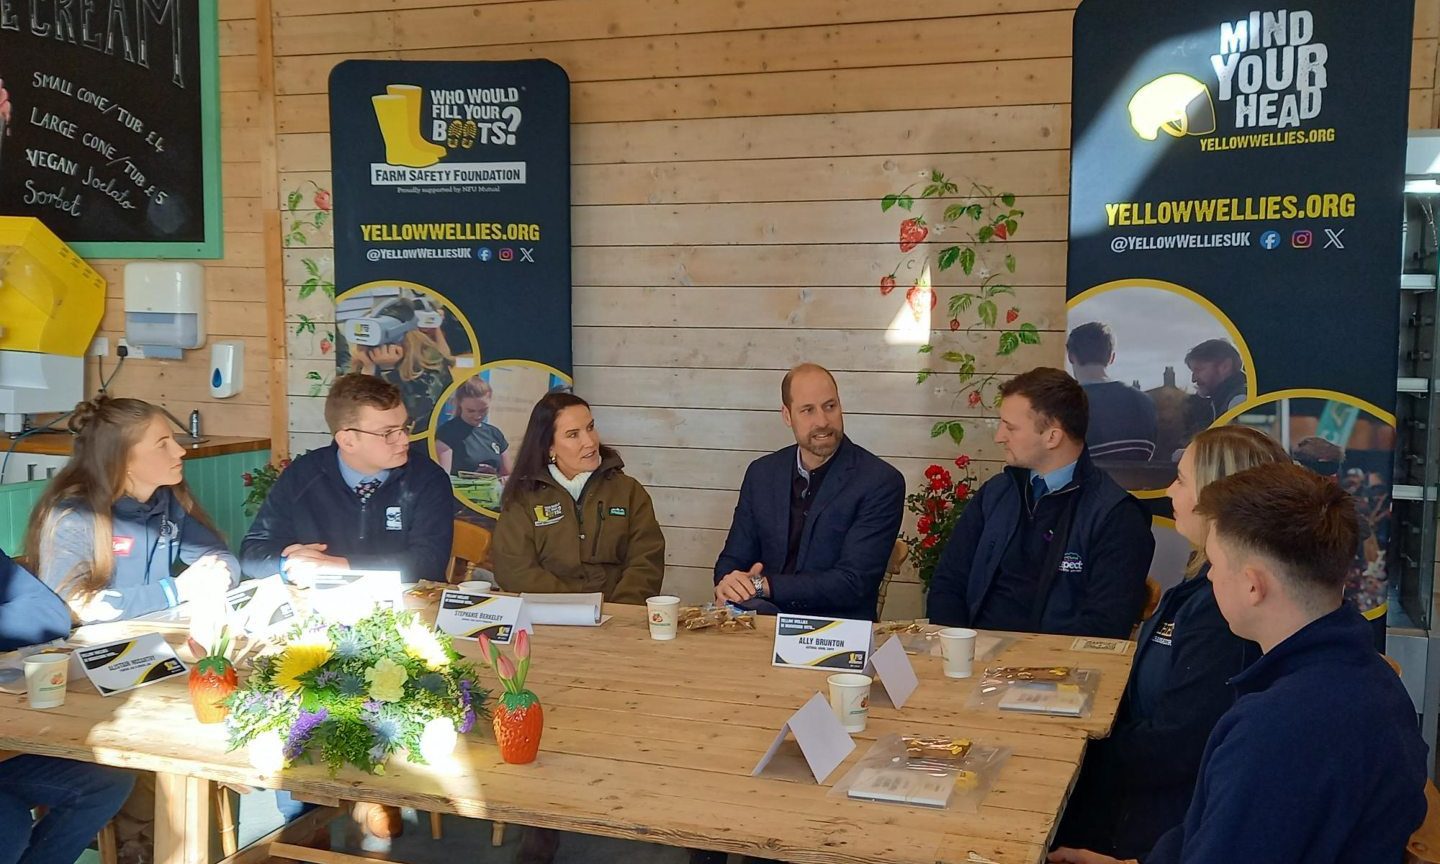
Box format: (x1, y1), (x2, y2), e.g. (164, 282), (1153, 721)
(0, 547), (136, 864)
(240, 373), (454, 585)
(239, 373), (454, 846)
(1049, 462), (1427, 864)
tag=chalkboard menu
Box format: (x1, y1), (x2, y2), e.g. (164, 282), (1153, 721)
(0, 0), (222, 258)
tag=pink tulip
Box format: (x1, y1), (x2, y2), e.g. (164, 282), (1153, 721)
(497, 654), (516, 682)
(478, 633), (497, 666)
(514, 628), (530, 661)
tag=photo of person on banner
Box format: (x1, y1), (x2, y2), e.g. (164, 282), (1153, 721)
(432, 362), (571, 516)
(1066, 282), (1256, 491)
(334, 284), (479, 433)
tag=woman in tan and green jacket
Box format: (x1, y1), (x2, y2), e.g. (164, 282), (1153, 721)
(492, 391), (667, 864)
(492, 391), (665, 606)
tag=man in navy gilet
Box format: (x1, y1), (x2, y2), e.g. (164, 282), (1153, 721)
(927, 367), (1153, 639)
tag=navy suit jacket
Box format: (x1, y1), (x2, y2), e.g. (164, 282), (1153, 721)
(714, 437), (904, 621)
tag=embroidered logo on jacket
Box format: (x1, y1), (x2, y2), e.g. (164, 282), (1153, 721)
(385, 506), (403, 530)
(608, 506), (627, 516)
(533, 503), (564, 526)
(113, 536), (134, 556)
(1059, 552), (1084, 573)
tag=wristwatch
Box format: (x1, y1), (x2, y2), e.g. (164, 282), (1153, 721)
(750, 574), (767, 598)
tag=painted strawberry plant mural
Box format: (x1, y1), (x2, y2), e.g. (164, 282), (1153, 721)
(880, 170), (1043, 446)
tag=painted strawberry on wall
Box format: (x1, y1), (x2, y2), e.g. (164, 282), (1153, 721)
(880, 169), (1041, 447)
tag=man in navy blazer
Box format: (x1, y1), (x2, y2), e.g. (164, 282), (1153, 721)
(713, 364), (905, 621)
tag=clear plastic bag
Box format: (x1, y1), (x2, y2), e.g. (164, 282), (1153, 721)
(873, 620), (1014, 660)
(678, 602), (758, 633)
(829, 733), (1011, 812)
(967, 666), (1101, 718)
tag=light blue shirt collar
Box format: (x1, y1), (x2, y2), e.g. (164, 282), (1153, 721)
(1030, 460), (1078, 499)
(336, 451), (391, 490)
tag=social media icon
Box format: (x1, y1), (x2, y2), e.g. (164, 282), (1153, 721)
(1324, 228), (1345, 249)
(519, 247), (535, 262)
(476, 247), (492, 262)
(1291, 230), (1312, 249)
(1260, 231), (1280, 250)
(499, 247), (515, 261)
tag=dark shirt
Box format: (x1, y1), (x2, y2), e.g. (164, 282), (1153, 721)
(1146, 605), (1427, 864)
(435, 417), (508, 475)
(1083, 380), (1158, 461)
(973, 484), (1075, 631)
(783, 446), (837, 574)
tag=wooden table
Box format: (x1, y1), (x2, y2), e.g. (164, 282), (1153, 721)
(0, 606), (1134, 864)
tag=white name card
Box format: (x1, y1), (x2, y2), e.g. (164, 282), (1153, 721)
(308, 570), (403, 625)
(863, 635), (920, 708)
(752, 691), (856, 784)
(77, 633), (188, 696)
(772, 614), (872, 671)
(226, 575), (298, 638)
(435, 591), (532, 644)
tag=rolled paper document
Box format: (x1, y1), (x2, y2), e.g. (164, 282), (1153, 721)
(519, 592), (604, 626)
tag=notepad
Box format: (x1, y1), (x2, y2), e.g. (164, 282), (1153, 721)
(846, 767), (955, 808)
(997, 686), (1089, 716)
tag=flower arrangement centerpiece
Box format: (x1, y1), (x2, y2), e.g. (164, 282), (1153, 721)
(225, 607), (486, 774)
(478, 630), (543, 764)
(902, 455), (979, 590)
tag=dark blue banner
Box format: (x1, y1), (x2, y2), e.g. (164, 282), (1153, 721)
(330, 59), (572, 517)
(1068, 2), (1412, 620)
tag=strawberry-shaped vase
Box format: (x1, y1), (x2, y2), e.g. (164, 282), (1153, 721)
(187, 633), (237, 724)
(493, 689), (543, 764)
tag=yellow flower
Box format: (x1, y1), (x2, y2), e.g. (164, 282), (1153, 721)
(400, 620), (450, 670)
(274, 638), (334, 693)
(365, 657), (408, 703)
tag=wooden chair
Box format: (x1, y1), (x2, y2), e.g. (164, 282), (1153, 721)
(1407, 779), (1440, 864)
(876, 539), (907, 620)
(1141, 577), (1162, 621)
(448, 520), (494, 584)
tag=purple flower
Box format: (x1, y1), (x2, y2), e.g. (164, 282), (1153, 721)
(458, 679), (477, 734)
(284, 708), (329, 761)
(314, 669), (340, 688)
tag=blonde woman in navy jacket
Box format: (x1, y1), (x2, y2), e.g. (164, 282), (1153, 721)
(1055, 426), (1284, 858)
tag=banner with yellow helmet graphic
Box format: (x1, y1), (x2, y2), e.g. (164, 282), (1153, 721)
(1068, 2), (1413, 639)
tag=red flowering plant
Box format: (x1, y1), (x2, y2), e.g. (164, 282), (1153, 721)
(902, 455), (979, 590)
(242, 457), (293, 517)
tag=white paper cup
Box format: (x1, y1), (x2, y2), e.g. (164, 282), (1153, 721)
(646, 595), (681, 640)
(827, 673), (872, 733)
(938, 627), (978, 678)
(24, 653), (69, 709)
(458, 580), (493, 595)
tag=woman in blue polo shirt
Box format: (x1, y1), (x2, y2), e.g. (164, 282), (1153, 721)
(25, 395), (236, 624)
(1056, 425), (1286, 858)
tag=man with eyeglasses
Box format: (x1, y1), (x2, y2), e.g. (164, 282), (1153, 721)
(240, 373), (453, 588)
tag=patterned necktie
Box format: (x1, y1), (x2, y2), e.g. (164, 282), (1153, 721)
(355, 479), (382, 504)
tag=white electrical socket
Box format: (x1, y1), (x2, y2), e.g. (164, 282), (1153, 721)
(88, 337), (110, 356)
(117, 338), (146, 360)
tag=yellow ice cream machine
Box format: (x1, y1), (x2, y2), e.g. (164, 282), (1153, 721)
(0, 217), (105, 434)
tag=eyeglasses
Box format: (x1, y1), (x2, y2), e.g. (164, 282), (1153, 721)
(344, 424), (412, 445)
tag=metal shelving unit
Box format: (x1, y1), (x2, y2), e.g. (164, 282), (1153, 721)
(1393, 130), (1440, 768)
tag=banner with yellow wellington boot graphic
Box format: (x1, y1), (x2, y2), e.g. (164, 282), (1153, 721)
(330, 61), (572, 519)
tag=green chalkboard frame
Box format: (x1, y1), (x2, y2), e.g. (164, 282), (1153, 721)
(67, 0), (224, 260)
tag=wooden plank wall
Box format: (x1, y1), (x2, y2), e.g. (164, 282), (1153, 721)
(68, 0), (271, 437)
(262, 0), (1440, 615)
